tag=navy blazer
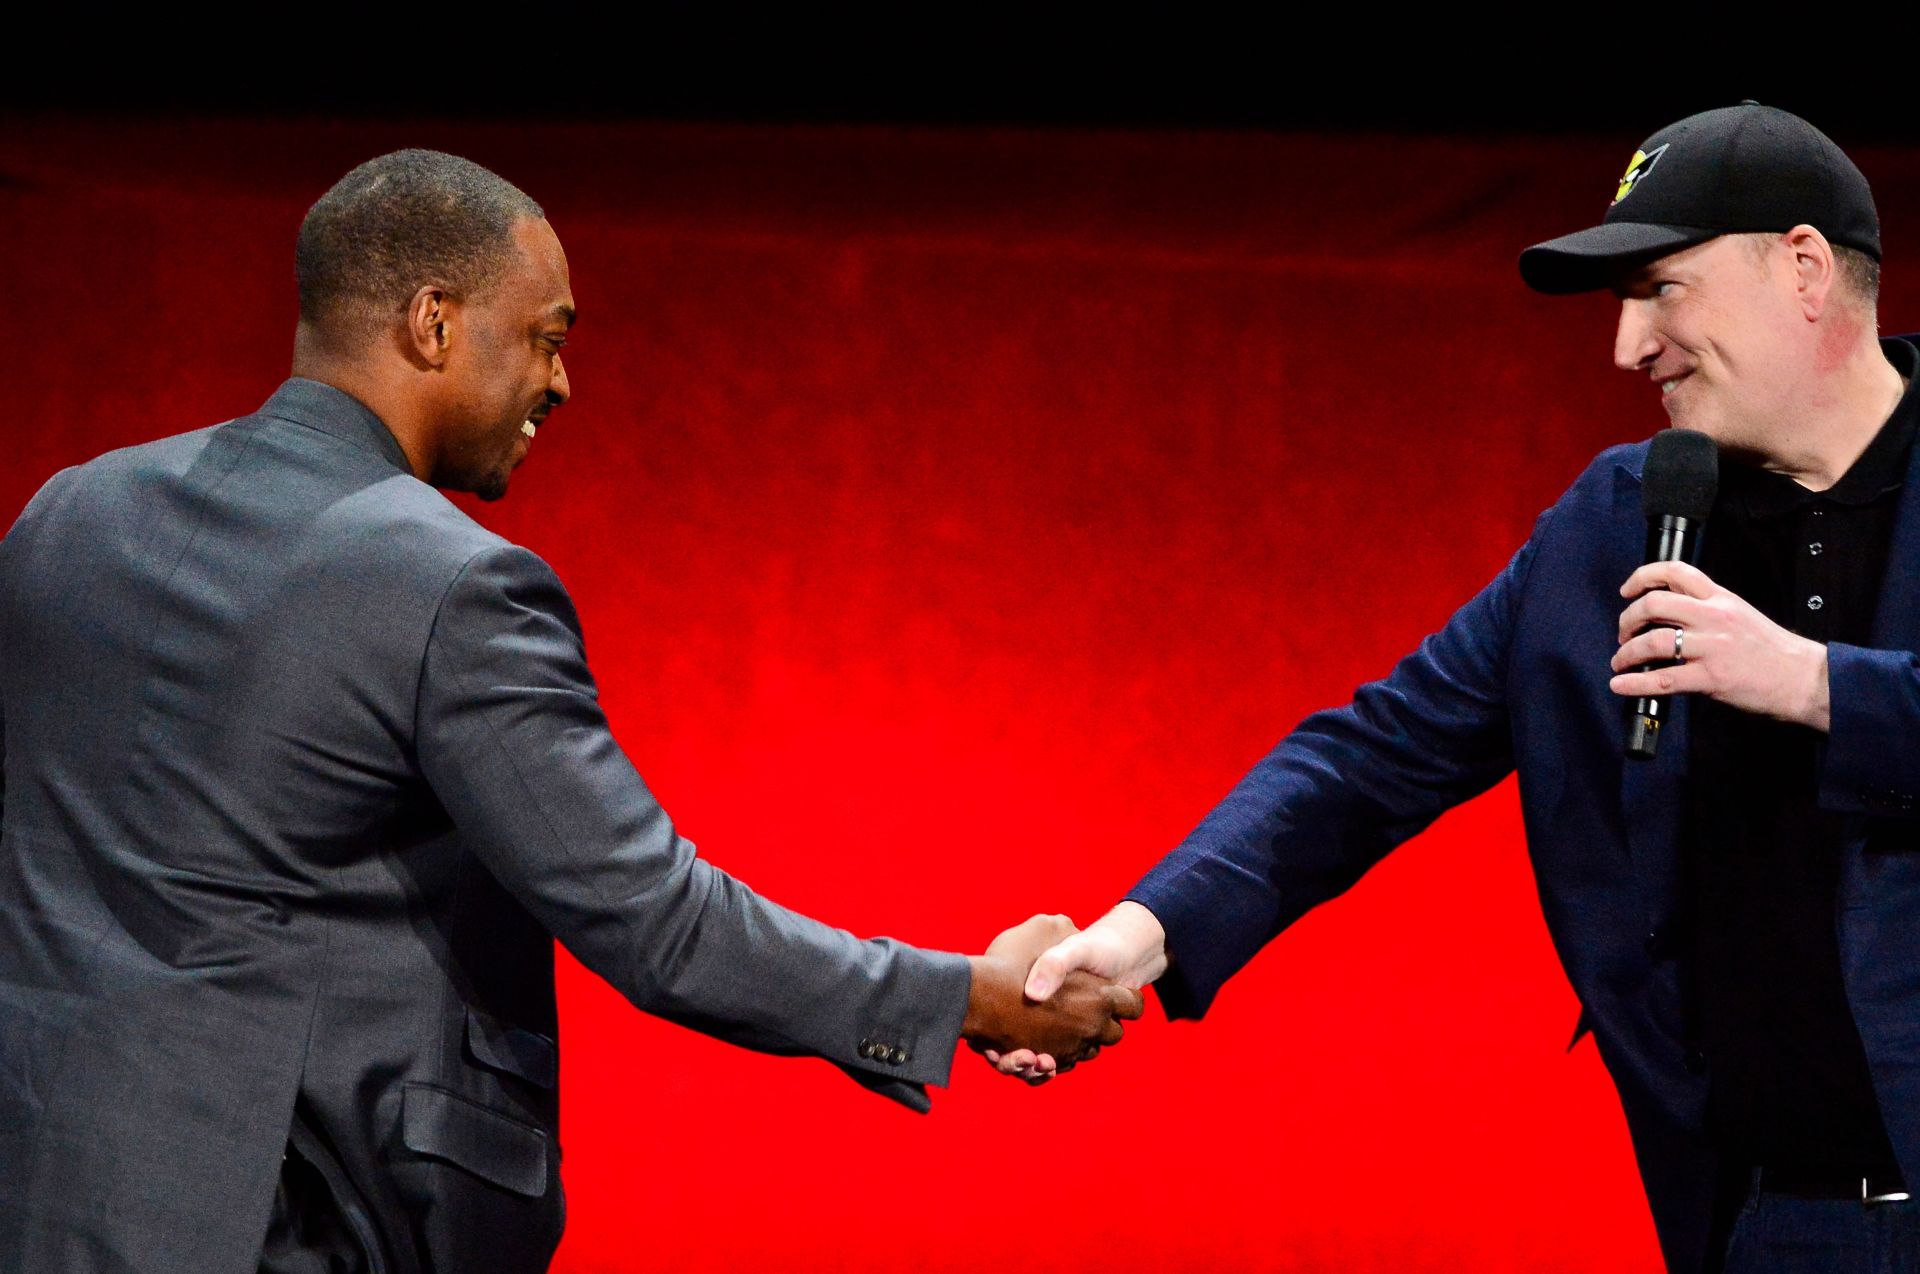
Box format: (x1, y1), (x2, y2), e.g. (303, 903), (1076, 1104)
(1132, 398), (1920, 1272)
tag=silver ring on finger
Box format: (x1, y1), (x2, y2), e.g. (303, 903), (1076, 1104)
(1672, 626), (1686, 661)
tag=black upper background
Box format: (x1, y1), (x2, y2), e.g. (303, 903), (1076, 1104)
(8, 16), (1916, 143)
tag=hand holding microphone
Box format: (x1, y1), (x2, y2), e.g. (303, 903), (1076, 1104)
(1620, 428), (1718, 760)
(1610, 428), (1835, 738)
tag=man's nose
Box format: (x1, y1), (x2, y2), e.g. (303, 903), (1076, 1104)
(1614, 300), (1658, 372)
(549, 351), (571, 405)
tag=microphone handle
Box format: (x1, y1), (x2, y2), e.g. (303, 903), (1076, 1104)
(1626, 514), (1704, 761)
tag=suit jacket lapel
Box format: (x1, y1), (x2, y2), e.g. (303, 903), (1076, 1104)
(1613, 458), (1691, 894)
(1870, 434), (1920, 650)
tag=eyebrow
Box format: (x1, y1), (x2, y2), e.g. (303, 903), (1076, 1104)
(1611, 267), (1673, 295)
(546, 303), (576, 329)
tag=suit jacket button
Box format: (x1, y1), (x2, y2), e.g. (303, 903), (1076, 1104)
(893, 1048), (911, 1065)
(858, 1039), (877, 1059)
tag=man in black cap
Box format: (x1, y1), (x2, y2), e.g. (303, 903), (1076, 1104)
(989, 103), (1920, 1272)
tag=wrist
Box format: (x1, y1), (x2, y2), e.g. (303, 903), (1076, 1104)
(961, 955), (1014, 1044)
(1802, 639), (1832, 733)
(1106, 901), (1171, 984)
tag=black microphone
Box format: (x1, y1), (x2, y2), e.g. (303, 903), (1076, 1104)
(1626, 428), (1719, 761)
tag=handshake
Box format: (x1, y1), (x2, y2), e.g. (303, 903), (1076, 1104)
(960, 902), (1170, 1085)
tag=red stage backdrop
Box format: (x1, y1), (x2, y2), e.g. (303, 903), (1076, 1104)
(5, 118), (1918, 1273)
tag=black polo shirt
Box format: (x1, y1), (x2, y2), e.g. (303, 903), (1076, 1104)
(1688, 337), (1920, 1178)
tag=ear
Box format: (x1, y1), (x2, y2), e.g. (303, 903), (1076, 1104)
(1783, 224), (1837, 322)
(405, 285), (455, 368)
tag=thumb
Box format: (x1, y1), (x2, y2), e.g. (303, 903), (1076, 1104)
(1024, 935), (1087, 1001)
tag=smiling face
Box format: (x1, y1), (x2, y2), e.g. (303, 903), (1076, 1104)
(428, 216), (575, 500)
(1609, 234), (1809, 458)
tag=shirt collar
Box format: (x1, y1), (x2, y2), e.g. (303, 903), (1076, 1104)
(1724, 336), (1920, 520)
(254, 378), (415, 476)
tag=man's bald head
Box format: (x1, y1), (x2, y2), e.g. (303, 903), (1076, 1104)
(295, 149), (544, 346)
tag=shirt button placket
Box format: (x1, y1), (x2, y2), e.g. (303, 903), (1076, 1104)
(1800, 509), (1828, 632)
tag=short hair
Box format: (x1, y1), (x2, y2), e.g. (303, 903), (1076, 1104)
(1834, 244), (1881, 310)
(295, 149), (544, 341)
(1739, 230), (1880, 312)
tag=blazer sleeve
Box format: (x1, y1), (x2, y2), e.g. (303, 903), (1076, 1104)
(1819, 643), (1920, 818)
(414, 544), (971, 1111)
(1128, 518), (1547, 1019)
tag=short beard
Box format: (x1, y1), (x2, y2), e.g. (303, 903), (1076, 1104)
(430, 458), (511, 502)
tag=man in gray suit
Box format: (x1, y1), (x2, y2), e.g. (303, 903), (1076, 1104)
(0, 150), (1139, 1273)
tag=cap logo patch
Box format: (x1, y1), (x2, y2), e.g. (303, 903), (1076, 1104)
(1612, 144), (1668, 206)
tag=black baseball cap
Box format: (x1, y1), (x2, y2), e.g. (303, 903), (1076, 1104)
(1519, 101), (1880, 294)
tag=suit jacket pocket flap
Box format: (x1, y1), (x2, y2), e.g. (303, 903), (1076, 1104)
(401, 1082), (548, 1198)
(464, 1006), (558, 1090)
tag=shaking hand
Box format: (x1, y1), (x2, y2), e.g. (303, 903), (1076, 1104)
(974, 903), (1167, 1084)
(962, 914), (1143, 1083)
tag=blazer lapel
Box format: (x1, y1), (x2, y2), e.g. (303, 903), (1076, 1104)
(1613, 458), (1691, 896)
(1869, 436), (1920, 651)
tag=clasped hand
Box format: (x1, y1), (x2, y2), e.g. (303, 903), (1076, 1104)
(973, 902), (1168, 1085)
(964, 914), (1143, 1082)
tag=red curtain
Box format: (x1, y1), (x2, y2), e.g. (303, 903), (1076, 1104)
(7, 117), (1917, 1272)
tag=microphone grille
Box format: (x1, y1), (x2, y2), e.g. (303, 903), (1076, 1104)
(1642, 428), (1719, 522)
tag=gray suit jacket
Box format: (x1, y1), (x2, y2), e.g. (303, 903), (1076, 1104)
(0, 379), (971, 1274)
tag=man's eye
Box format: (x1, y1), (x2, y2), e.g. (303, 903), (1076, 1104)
(1653, 282), (1676, 297)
